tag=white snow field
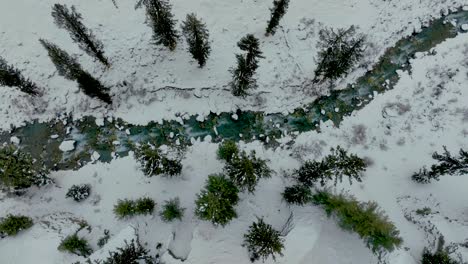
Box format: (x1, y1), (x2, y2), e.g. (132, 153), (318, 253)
(1, 0), (468, 263)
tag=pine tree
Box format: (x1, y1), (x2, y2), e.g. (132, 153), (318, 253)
(243, 218), (284, 262)
(181, 13), (211, 67)
(140, 0), (179, 50)
(265, 0), (290, 36)
(230, 34), (264, 97)
(313, 26), (365, 83)
(52, 4), (109, 66)
(0, 57), (39, 95)
(40, 39), (112, 104)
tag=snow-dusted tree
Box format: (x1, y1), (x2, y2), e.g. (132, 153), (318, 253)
(39, 39), (112, 104)
(66, 184), (91, 202)
(139, 0), (179, 50)
(224, 150), (271, 193)
(282, 184), (312, 205)
(230, 34), (264, 96)
(52, 4), (109, 66)
(0, 57), (39, 95)
(99, 239), (155, 264)
(243, 218), (284, 262)
(265, 0), (290, 36)
(412, 147), (468, 183)
(181, 13), (211, 67)
(313, 26), (365, 83)
(134, 143), (182, 177)
(195, 174), (239, 226)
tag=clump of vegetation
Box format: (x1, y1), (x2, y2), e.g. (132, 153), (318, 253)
(98, 239), (154, 264)
(160, 197), (185, 222)
(135, 143), (182, 177)
(58, 234), (93, 257)
(265, 0), (290, 36)
(0, 145), (51, 191)
(0, 215), (33, 237)
(312, 190), (402, 254)
(421, 237), (460, 264)
(313, 26), (365, 83)
(217, 140), (239, 163)
(0, 56), (39, 95)
(295, 146), (366, 187)
(243, 218), (284, 262)
(114, 197), (155, 219)
(282, 184), (312, 205)
(225, 150), (271, 193)
(97, 229), (110, 248)
(415, 207), (432, 216)
(195, 174), (239, 226)
(66, 184), (91, 202)
(412, 147), (468, 183)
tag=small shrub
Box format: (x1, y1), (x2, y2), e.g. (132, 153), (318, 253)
(160, 198), (185, 222)
(421, 236), (460, 264)
(0, 145), (51, 190)
(243, 218), (284, 262)
(217, 140), (239, 163)
(415, 207), (432, 216)
(225, 150), (271, 193)
(312, 190), (402, 254)
(0, 215), (33, 236)
(66, 184), (91, 202)
(282, 185), (312, 205)
(195, 174), (239, 226)
(135, 143), (182, 177)
(97, 229), (110, 248)
(113, 197), (155, 219)
(58, 234), (93, 257)
(99, 239), (154, 264)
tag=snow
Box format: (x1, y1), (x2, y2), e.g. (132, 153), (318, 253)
(59, 140), (76, 152)
(462, 23), (468, 30)
(10, 136), (20, 144)
(91, 151), (101, 161)
(50, 134), (59, 139)
(87, 225), (138, 262)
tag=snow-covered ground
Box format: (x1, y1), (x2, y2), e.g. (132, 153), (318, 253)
(0, 0), (467, 130)
(2, 0), (468, 263)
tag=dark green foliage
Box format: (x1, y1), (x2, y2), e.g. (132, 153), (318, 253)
(217, 140), (239, 163)
(135, 143), (182, 177)
(66, 184), (91, 202)
(243, 218), (284, 262)
(113, 197), (155, 219)
(421, 237), (459, 264)
(312, 190), (403, 254)
(415, 207), (432, 216)
(140, 0), (179, 50)
(295, 146), (366, 187)
(230, 34), (264, 97)
(58, 234), (93, 257)
(52, 4), (109, 66)
(98, 239), (154, 264)
(0, 145), (50, 190)
(40, 39), (112, 104)
(195, 174), (239, 226)
(0, 215), (33, 236)
(0, 57), (39, 95)
(160, 197), (185, 222)
(412, 147), (468, 183)
(97, 229), (110, 248)
(282, 184), (312, 205)
(313, 26), (365, 83)
(225, 150), (271, 193)
(265, 0), (290, 36)
(181, 13), (211, 67)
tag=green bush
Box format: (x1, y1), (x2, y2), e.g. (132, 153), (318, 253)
(295, 146), (366, 187)
(217, 140), (239, 163)
(160, 198), (185, 222)
(58, 234), (92, 257)
(66, 184), (91, 202)
(195, 174), (239, 226)
(243, 218), (284, 262)
(421, 236), (459, 264)
(312, 190), (402, 254)
(0, 145), (51, 190)
(0, 214), (33, 236)
(99, 239), (154, 264)
(135, 143), (182, 177)
(225, 150), (271, 192)
(282, 185), (312, 205)
(114, 197), (155, 219)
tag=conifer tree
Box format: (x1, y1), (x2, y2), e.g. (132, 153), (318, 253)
(52, 4), (109, 66)
(140, 0), (179, 50)
(230, 34), (264, 97)
(265, 0), (290, 36)
(313, 26), (365, 83)
(0, 57), (39, 95)
(40, 39), (112, 104)
(243, 218), (284, 262)
(181, 13), (211, 67)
